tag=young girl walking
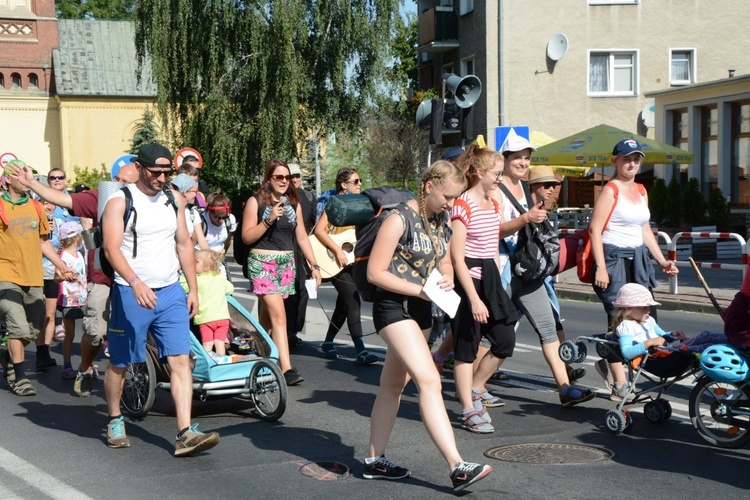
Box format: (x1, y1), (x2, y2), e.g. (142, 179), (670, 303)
(57, 222), (87, 379)
(180, 249), (234, 355)
(364, 160), (492, 493)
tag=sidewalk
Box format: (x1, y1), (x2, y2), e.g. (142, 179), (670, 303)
(553, 265), (738, 316)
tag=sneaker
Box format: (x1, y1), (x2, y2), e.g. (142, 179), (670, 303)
(74, 370), (93, 397)
(174, 423), (220, 457)
(595, 359), (612, 391)
(443, 353), (455, 372)
(61, 367), (76, 379)
(432, 352), (444, 374)
(363, 455), (411, 480)
(107, 416), (131, 448)
(283, 368), (304, 386)
(567, 365), (586, 382)
(53, 325), (65, 341)
(450, 461), (492, 492)
(355, 351), (379, 366)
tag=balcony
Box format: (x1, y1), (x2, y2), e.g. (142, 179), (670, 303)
(418, 6), (459, 53)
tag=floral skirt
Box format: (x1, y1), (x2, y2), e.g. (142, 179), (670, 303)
(247, 252), (296, 298)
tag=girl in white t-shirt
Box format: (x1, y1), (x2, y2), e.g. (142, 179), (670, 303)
(57, 221), (87, 380)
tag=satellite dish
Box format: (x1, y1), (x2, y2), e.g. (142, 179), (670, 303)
(642, 101), (656, 128)
(547, 33), (569, 61)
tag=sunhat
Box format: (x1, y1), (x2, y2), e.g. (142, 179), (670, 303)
(612, 283), (661, 308)
(528, 165), (561, 185)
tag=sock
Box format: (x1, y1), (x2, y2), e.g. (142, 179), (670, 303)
(353, 337), (366, 353)
(364, 456), (381, 464)
(36, 344), (50, 355)
(13, 362), (25, 380)
(177, 426), (190, 438)
(108, 415), (122, 424)
(64, 362), (72, 369)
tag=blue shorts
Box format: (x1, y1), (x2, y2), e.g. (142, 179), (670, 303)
(107, 282), (190, 368)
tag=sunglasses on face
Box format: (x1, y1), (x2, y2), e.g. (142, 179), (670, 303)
(345, 178), (362, 185)
(271, 175), (291, 182)
(142, 164), (174, 177)
(291, 174), (301, 179)
(541, 182), (558, 189)
(48, 175), (66, 181)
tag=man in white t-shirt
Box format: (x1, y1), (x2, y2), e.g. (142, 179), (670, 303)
(102, 143), (219, 456)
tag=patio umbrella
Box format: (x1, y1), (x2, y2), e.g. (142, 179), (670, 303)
(529, 131), (591, 178)
(531, 123), (694, 167)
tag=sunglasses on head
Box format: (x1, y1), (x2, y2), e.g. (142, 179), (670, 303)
(271, 175), (291, 182)
(48, 175), (66, 181)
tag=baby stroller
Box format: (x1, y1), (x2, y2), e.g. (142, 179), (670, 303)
(120, 295), (287, 422)
(559, 334), (703, 434)
(688, 344), (750, 448)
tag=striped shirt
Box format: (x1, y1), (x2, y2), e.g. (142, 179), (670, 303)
(451, 193), (500, 279)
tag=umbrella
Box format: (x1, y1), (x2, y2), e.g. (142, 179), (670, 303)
(529, 131), (591, 178)
(531, 123), (694, 166)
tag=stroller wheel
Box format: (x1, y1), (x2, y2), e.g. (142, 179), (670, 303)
(658, 399), (672, 421)
(121, 353), (156, 418)
(605, 410), (630, 434)
(595, 341), (612, 359)
(644, 400), (667, 424)
(559, 341), (579, 364)
(573, 341), (588, 364)
(248, 359), (287, 422)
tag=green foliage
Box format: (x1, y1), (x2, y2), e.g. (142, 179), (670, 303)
(664, 175), (684, 226)
(129, 109), (161, 154)
(648, 177), (668, 225)
(707, 187), (732, 232)
(389, 10), (418, 96)
(56, 0), (135, 20)
(682, 177), (706, 226)
(72, 164), (109, 189)
(134, 0), (400, 202)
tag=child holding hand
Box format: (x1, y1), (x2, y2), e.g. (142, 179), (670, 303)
(57, 222), (87, 379)
(181, 249), (234, 354)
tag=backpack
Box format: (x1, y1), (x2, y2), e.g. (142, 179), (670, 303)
(352, 186), (416, 302)
(99, 186), (179, 280)
(499, 182), (560, 282)
(232, 208), (250, 279)
(576, 182), (646, 283)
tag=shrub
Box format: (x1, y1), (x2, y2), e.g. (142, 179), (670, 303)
(682, 177), (707, 227)
(707, 187), (732, 232)
(72, 164), (109, 189)
(649, 178), (668, 225)
(664, 175), (684, 226)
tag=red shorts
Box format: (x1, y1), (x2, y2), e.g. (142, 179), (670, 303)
(198, 319), (230, 344)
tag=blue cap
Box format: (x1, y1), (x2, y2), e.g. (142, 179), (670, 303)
(612, 139), (644, 157)
(441, 146), (465, 161)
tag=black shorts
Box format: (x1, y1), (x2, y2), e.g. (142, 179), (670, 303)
(43, 279), (59, 299)
(372, 290), (432, 332)
(57, 306), (84, 320)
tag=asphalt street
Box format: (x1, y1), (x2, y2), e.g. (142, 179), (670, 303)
(0, 261), (748, 499)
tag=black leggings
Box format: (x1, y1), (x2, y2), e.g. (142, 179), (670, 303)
(327, 268), (363, 339)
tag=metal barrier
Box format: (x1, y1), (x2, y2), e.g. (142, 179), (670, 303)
(669, 232), (748, 294)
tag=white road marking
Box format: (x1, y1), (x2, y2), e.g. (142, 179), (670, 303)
(0, 445), (93, 500)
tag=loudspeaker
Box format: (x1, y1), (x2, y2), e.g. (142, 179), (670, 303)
(415, 100), (432, 130)
(442, 73), (482, 109)
(429, 98), (444, 145)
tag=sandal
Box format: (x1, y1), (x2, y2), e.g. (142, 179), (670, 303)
(10, 378), (36, 397)
(320, 343), (338, 360)
(461, 410), (494, 434)
(489, 370), (510, 382)
(478, 388), (505, 408)
(559, 385), (595, 408)
(567, 366), (586, 382)
(355, 351), (379, 366)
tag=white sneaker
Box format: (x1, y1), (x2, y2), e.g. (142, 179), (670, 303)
(54, 325), (65, 341)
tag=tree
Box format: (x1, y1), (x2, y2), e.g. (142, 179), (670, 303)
(129, 109), (161, 154)
(72, 164), (109, 188)
(134, 0), (401, 200)
(707, 187), (731, 232)
(56, 0), (135, 20)
(665, 175), (684, 227)
(648, 177), (668, 225)
(682, 177), (706, 226)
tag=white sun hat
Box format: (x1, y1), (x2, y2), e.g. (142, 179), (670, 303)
(612, 283), (661, 308)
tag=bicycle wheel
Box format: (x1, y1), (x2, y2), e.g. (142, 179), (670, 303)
(689, 375), (750, 449)
(121, 353), (157, 418)
(249, 359), (287, 422)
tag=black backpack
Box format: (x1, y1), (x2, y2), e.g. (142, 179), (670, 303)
(99, 185), (179, 280)
(352, 186), (416, 302)
(498, 182), (560, 282)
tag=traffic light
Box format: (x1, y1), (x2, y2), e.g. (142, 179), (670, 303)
(414, 73), (482, 144)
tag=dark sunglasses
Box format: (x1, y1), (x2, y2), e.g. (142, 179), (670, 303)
(541, 182), (558, 189)
(271, 175), (291, 182)
(48, 175), (66, 181)
(213, 215), (229, 220)
(346, 178), (362, 185)
(142, 164), (174, 177)
(291, 174), (301, 179)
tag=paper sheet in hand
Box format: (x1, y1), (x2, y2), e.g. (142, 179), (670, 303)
(305, 278), (318, 299)
(423, 269), (460, 318)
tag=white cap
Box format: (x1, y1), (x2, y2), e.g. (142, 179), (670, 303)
(500, 128), (536, 154)
(287, 163), (302, 176)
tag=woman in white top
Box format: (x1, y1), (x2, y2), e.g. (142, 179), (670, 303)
(588, 139), (678, 399)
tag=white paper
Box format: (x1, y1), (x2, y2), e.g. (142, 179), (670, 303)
(305, 278), (318, 299)
(423, 269), (461, 319)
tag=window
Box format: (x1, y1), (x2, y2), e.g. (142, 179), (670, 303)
(461, 57), (474, 77)
(588, 51), (638, 96)
(11, 73), (21, 87)
(670, 108), (689, 182)
(701, 106), (718, 195)
(0, 73), (4, 88)
(731, 102), (750, 208)
(670, 49), (696, 85)
(459, 0), (474, 15)
(441, 63), (454, 78)
(28, 73), (38, 87)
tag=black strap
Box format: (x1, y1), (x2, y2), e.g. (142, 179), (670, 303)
(497, 181), (555, 233)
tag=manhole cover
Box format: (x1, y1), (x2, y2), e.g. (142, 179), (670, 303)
(299, 461), (350, 481)
(484, 443), (614, 465)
